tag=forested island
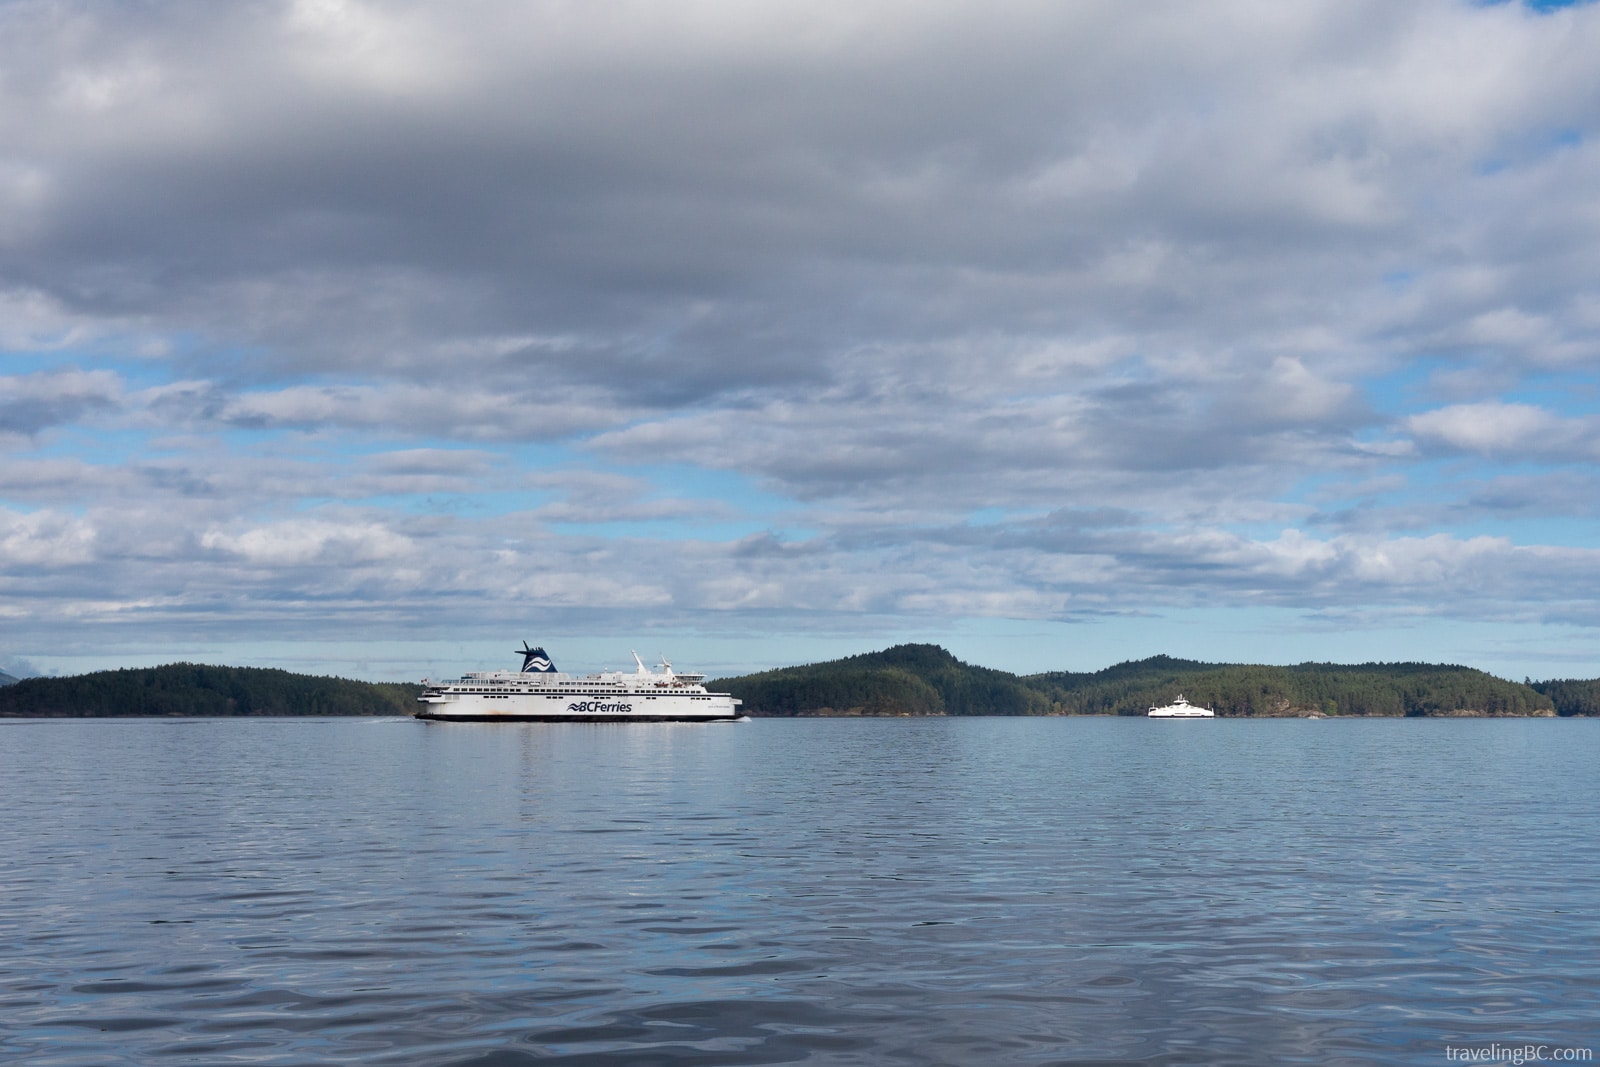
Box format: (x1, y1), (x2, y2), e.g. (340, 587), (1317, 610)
(0, 664), (419, 717)
(714, 645), (1597, 718)
(1, 646), (1596, 717)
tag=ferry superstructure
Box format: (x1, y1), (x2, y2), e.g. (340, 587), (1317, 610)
(416, 644), (743, 722)
(1146, 694), (1215, 718)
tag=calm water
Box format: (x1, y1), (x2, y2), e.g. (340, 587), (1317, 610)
(2, 717), (1597, 1066)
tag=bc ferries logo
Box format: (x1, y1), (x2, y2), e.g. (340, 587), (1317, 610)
(569, 701), (634, 714)
(518, 642), (557, 673)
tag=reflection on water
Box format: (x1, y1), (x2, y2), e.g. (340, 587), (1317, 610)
(1, 717), (1597, 1065)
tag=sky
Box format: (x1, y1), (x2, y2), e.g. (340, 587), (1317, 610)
(4, 0), (1600, 683)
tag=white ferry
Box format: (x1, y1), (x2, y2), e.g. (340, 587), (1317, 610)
(1146, 694), (1215, 718)
(416, 644), (743, 722)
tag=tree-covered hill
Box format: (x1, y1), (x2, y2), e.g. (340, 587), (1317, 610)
(0, 669), (18, 687)
(0, 664), (421, 717)
(715, 644), (1051, 716)
(1528, 678), (1600, 717)
(1025, 657), (1557, 717)
(0, 650), (1582, 718)
(717, 646), (1568, 717)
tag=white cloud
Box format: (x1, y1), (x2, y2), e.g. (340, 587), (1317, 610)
(1406, 401), (1597, 459)
(0, 509), (98, 567)
(285, 0), (465, 98)
(200, 519), (414, 566)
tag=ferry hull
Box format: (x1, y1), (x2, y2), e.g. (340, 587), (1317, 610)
(416, 711), (743, 723)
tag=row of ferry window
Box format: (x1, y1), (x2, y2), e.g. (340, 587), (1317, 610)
(459, 689), (645, 694)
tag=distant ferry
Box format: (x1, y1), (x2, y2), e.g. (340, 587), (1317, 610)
(1147, 694), (1215, 718)
(416, 644), (743, 722)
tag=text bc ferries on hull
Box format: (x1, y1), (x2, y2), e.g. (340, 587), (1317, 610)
(416, 644), (744, 722)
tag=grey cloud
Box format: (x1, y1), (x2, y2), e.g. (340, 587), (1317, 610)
(9, 486), (1597, 649)
(588, 350), (1376, 516)
(531, 497), (735, 526)
(7, 0), (1597, 392)
(216, 383), (624, 441)
(1304, 470), (1600, 535)
(0, 446), (505, 510)
(517, 469), (741, 525)
(0, 457), (125, 500)
(363, 448), (497, 477)
(1464, 471), (1600, 517)
(0, 368), (121, 435)
(7, 0), (1600, 664)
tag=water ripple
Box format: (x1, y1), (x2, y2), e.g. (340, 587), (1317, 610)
(1, 716), (1596, 1065)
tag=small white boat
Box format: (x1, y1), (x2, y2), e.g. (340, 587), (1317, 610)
(1147, 694), (1215, 718)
